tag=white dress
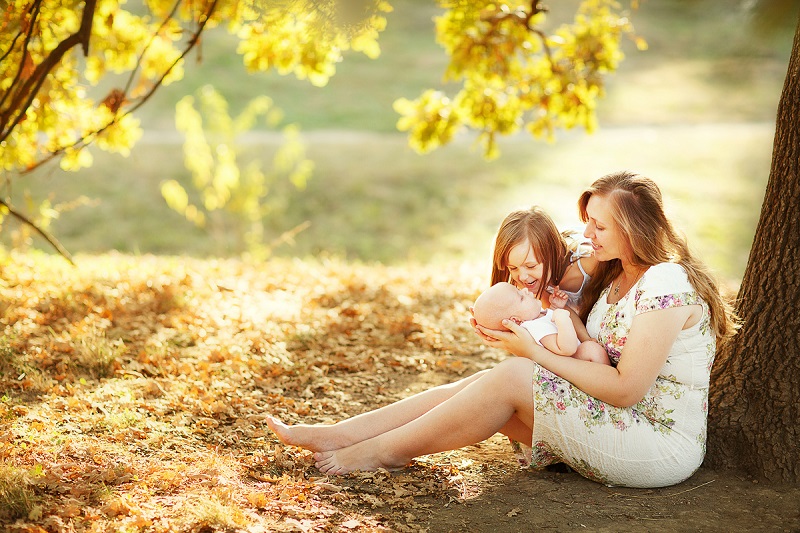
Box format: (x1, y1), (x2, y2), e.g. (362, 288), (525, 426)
(513, 262), (715, 488)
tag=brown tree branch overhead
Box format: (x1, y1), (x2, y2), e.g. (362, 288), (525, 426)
(19, 0), (221, 175)
(0, 1), (98, 144)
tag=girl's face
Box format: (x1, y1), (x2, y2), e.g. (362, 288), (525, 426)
(506, 240), (545, 294)
(584, 194), (626, 262)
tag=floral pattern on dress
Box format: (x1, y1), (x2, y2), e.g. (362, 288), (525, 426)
(567, 458), (612, 485)
(637, 291), (699, 314)
(533, 367), (642, 432)
(529, 440), (612, 485)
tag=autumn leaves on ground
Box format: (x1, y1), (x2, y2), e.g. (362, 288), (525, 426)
(3, 253), (800, 533)
(0, 253), (500, 532)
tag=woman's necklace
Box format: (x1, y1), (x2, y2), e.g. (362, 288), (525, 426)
(612, 279), (622, 295)
(612, 267), (646, 296)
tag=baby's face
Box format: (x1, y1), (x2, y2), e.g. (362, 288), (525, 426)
(500, 283), (543, 321)
(474, 282), (543, 329)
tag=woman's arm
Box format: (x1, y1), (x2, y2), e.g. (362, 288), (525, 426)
(476, 305), (696, 407)
(568, 307), (592, 342)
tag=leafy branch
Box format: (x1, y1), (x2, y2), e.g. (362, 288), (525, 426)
(0, 0), (96, 144)
(0, 197), (74, 264)
(0, 0), (218, 261)
(21, 0), (221, 174)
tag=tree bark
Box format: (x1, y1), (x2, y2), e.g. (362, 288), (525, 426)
(706, 12), (800, 483)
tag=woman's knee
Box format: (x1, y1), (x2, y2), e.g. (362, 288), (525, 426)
(496, 356), (535, 374)
(488, 357), (535, 388)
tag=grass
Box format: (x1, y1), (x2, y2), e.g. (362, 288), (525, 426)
(11, 123), (774, 284)
(0, 465), (39, 521)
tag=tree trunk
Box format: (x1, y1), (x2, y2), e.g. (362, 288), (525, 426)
(706, 13), (800, 483)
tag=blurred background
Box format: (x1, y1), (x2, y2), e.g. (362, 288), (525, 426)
(12, 0), (796, 285)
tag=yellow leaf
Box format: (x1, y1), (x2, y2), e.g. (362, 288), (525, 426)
(28, 504), (43, 521)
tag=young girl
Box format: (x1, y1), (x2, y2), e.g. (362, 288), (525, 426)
(490, 206), (598, 310)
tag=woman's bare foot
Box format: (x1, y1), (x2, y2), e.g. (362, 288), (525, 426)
(312, 439), (410, 475)
(266, 416), (353, 453)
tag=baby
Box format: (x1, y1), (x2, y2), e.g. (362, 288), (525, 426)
(472, 282), (609, 364)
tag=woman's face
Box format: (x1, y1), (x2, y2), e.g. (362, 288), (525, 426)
(506, 240), (545, 294)
(584, 194), (626, 262)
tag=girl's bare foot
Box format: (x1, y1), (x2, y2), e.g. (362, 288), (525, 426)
(312, 439), (409, 475)
(266, 416), (353, 453)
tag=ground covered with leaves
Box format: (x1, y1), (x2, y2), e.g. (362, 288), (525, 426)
(1, 253), (798, 532)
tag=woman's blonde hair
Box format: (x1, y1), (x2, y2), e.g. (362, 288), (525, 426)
(491, 206), (574, 300)
(577, 170), (737, 339)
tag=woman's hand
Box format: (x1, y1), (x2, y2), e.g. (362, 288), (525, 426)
(475, 319), (541, 361)
(470, 305), (500, 342)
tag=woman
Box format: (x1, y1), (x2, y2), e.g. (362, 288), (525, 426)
(267, 171), (736, 487)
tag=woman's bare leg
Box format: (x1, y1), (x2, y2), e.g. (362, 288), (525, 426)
(499, 413), (533, 445)
(314, 357), (535, 474)
(267, 369), (491, 452)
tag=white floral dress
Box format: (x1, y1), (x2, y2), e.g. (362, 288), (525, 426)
(513, 262), (715, 488)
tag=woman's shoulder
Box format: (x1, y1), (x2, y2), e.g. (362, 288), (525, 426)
(641, 263), (692, 293)
(647, 262), (687, 276)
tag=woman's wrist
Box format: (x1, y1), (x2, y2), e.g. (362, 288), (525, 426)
(507, 332), (541, 361)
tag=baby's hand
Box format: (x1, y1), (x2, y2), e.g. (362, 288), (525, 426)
(549, 286), (569, 310)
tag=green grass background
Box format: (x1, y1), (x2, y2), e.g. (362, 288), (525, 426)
(8, 0), (796, 284)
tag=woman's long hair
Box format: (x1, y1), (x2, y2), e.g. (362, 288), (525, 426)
(577, 171), (737, 339)
(490, 206), (574, 300)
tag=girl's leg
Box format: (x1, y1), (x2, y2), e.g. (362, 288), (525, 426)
(267, 369), (492, 452)
(314, 357), (535, 474)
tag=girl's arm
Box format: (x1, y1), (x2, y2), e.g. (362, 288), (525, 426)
(576, 254), (599, 277)
(476, 305), (696, 407)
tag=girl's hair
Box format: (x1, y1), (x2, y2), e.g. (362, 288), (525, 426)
(490, 206), (574, 300)
(577, 170), (738, 339)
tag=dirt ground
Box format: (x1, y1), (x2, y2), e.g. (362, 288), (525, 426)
(413, 438), (800, 532)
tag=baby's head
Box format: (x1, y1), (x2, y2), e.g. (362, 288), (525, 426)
(473, 282), (543, 330)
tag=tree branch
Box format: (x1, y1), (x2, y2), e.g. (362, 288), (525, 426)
(0, 0), (97, 144)
(0, 0), (42, 124)
(0, 198), (75, 264)
(20, 0), (221, 174)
